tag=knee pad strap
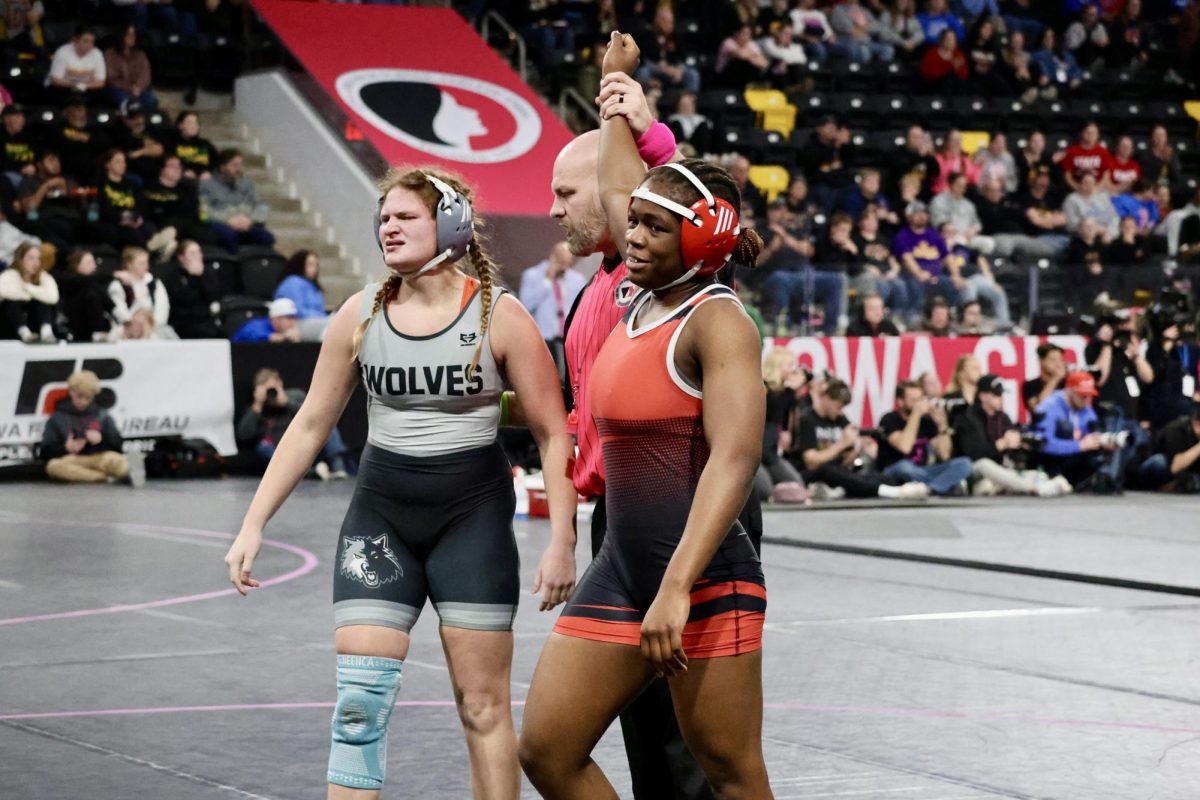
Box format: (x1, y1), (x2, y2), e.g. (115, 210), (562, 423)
(328, 654), (403, 789)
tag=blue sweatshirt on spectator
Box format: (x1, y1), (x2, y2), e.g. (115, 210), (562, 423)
(231, 317), (275, 343)
(1033, 390), (1098, 456)
(274, 276), (327, 319)
(917, 12), (966, 44)
(1031, 48), (1083, 84)
(952, 0), (999, 18)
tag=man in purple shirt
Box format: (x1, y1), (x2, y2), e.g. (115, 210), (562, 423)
(893, 200), (959, 323)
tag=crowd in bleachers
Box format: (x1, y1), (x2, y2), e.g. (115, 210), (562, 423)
(492, 0), (1200, 336)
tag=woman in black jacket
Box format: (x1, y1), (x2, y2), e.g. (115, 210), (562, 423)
(58, 249), (116, 342)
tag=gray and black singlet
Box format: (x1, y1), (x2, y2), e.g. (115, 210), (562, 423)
(332, 281), (518, 633)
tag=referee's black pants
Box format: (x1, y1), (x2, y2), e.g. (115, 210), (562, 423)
(589, 493), (761, 800)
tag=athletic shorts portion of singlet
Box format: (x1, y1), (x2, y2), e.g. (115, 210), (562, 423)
(554, 283), (766, 658)
(333, 442), (518, 632)
(335, 282), (517, 632)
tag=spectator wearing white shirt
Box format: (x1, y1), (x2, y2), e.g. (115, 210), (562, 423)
(973, 132), (1018, 195)
(829, 0), (895, 63)
(0, 241), (57, 342)
(791, 0), (846, 64)
(1063, 171), (1120, 239)
(929, 172), (996, 255)
(107, 245), (177, 339)
(48, 25), (106, 105)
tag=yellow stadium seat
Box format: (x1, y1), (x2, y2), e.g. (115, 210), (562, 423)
(1185, 100), (1200, 123)
(744, 88), (797, 138)
(748, 165), (790, 203)
(960, 131), (990, 156)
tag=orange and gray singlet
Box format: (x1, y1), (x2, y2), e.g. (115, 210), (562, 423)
(554, 282), (766, 658)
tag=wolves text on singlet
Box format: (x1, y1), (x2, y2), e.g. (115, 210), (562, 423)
(360, 363), (483, 398)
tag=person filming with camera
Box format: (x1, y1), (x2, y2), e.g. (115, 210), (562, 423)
(1140, 295), (1200, 432)
(236, 367), (350, 480)
(1031, 371), (1131, 493)
(877, 380), (973, 496)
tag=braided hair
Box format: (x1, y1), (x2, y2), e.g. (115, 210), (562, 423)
(351, 166), (500, 373)
(641, 158), (764, 270)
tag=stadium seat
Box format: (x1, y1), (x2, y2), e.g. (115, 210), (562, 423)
(748, 165), (789, 203)
(743, 88), (796, 138)
(791, 92), (830, 127)
(829, 93), (872, 128)
(219, 295), (269, 339)
(237, 248), (287, 301)
(89, 245), (122, 278)
(205, 251), (241, 299)
(1185, 100), (1200, 125)
(959, 131), (990, 156)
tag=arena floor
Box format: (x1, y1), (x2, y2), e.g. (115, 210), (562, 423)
(2, 480), (1198, 800)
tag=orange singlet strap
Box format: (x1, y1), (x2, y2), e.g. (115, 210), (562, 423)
(460, 277), (480, 311)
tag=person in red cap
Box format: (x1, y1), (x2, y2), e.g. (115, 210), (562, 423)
(1030, 370), (1125, 491)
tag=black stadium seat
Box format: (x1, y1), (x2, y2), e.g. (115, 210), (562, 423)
(237, 248), (287, 301)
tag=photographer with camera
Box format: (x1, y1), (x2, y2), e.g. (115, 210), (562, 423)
(953, 374), (1073, 496)
(1031, 371), (1130, 492)
(236, 368), (349, 480)
(877, 380), (973, 496)
(1140, 293), (1200, 431)
(1138, 403), (1200, 493)
(794, 378), (929, 500)
(1085, 311), (1152, 423)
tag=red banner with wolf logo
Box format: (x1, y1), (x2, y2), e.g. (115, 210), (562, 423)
(252, 0), (574, 216)
(765, 336), (1089, 427)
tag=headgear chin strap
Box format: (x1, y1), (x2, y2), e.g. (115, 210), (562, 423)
(375, 172), (475, 277)
(629, 162), (740, 291)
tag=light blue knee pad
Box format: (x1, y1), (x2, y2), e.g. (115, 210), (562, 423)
(328, 654), (403, 789)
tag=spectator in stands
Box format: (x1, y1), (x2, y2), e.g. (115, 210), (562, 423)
(1065, 217), (1114, 309)
(921, 369), (944, 402)
(728, 153), (766, 219)
(918, 0), (966, 44)
(891, 125), (940, 200)
(1163, 186), (1200, 260)
(757, 347), (808, 503)
(879, 0), (926, 58)
(812, 211), (859, 325)
(105, 25), (157, 112)
(163, 239), (220, 339)
(41, 370), (144, 487)
(1064, 3), (1109, 71)
(977, 177), (1040, 259)
(1016, 130), (1053, 193)
(1139, 124), (1183, 190)
(791, 0), (845, 64)
(1064, 171), (1120, 239)
(1018, 165), (1070, 254)
(1032, 371), (1127, 492)
(919, 28), (970, 93)
(846, 291), (901, 336)
(55, 97), (106, 183)
(1112, 179), (1159, 234)
(1059, 122), (1111, 190)
(796, 377), (929, 500)
(97, 149), (162, 250)
(829, 0), (895, 63)
(895, 200), (957, 321)
(931, 172), (995, 254)
(921, 295), (954, 336)
(108, 245), (175, 339)
(1032, 27), (1084, 99)
(634, 6), (700, 94)
(759, 21), (809, 86)
(1142, 315), (1200, 432)
(169, 111), (215, 180)
(1108, 0), (1150, 69)
(878, 379), (973, 494)
(1106, 215), (1151, 267)
(799, 115), (854, 213)
(0, 240), (56, 342)
(965, 16), (1009, 95)
(5, 0), (46, 56)
(0, 203), (41, 266)
(665, 92), (711, 154)
(48, 25), (106, 105)
(955, 373), (1074, 496)
(143, 153), (215, 246)
(16, 149), (84, 255)
(200, 149), (274, 253)
(237, 367), (349, 480)
(715, 24), (770, 87)
(1, 105), (36, 183)
(1000, 29), (1039, 101)
(940, 221), (1011, 328)
(1106, 135), (1142, 195)
(519, 240), (584, 364)
(973, 132), (1017, 195)
(1139, 403), (1200, 493)
(232, 297), (300, 343)
(784, 174), (820, 220)
(275, 248), (332, 342)
(943, 353), (980, 410)
(758, 198), (838, 334)
(853, 205), (910, 314)
(59, 249), (116, 343)
(955, 298), (992, 334)
(1023, 342), (1066, 412)
(931, 130), (981, 194)
(112, 101), (164, 184)
(841, 168), (897, 225)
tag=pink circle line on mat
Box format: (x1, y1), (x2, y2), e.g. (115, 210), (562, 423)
(0, 519), (319, 626)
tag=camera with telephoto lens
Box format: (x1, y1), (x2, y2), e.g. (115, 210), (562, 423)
(1098, 431), (1129, 449)
(265, 387), (278, 402)
(1145, 289), (1195, 340)
(930, 397), (967, 411)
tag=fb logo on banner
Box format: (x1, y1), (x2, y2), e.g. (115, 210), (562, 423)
(336, 68), (542, 164)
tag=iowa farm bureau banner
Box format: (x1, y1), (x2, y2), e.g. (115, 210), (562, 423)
(0, 341), (237, 466)
(252, 1), (574, 215)
(768, 335), (1089, 427)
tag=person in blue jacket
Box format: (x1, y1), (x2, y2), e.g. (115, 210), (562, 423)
(273, 249), (329, 341)
(231, 297), (301, 343)
(1032, 370), (1125, 490)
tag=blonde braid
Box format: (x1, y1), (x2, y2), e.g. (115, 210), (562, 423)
(467, 240), (500, 374)
(350, 273), (402, 362)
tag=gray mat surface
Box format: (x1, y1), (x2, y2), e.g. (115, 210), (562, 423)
(2, 481), (1198, 799)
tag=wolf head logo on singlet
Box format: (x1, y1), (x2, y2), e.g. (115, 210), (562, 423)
(335, 68), (541, 164)
(340, 535), (403, 588)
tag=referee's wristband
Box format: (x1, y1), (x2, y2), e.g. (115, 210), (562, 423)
(499, 390), (511, 427)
